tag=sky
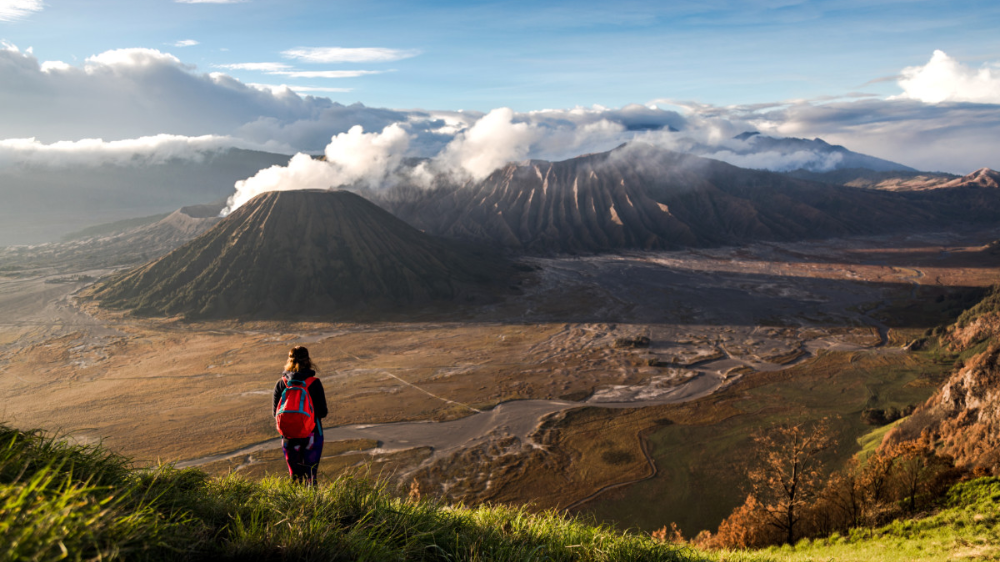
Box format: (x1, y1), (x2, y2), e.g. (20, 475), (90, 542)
(1, 0), (1000, 178)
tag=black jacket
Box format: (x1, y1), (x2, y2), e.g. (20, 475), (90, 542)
(273, 369), (328, 430)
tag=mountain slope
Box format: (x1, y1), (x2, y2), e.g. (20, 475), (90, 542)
(890, 286), (1000, 472)
(88, 190), (509, 318)
(383, 144), (945, 254)
(0, 204), (223, 272)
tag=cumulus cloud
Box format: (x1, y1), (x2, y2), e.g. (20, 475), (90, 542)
(0, 0), (42, 22)
(897, 50), (1000, 104)
(3, 43), (998, 182)
(223, 124), (411, 213)
(282, 47), (420, 63)
(0, 134), (252, 167)
(173, 39), (200, 47)
(0, 43), (339, 148)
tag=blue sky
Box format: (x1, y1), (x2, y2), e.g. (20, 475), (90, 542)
(3, 0), (998, 110)
(1, 0), (999, 174)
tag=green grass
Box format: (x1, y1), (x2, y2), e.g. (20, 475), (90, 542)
(750, 477), (1000, 562)
(0, 423), (705, 561)
(855, 418), (905, 463)
(6, 422), (998, 562)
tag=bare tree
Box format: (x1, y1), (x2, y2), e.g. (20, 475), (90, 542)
(886, 439), (954, 513)
(746, 420), (836, 545)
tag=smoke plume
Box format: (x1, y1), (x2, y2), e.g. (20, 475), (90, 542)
(223, 123), (410, 213)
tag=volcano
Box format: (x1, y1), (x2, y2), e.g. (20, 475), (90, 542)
(383, 144), (953, 254)
(89, 190), (510, 318)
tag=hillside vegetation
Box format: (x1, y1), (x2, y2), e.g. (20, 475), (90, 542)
(7, 419), (1000, 562)
(658, 285), (1000, 560)
(0, 423), (707, 562)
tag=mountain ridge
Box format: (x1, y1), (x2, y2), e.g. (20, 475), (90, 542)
(380, 144), (960, 254)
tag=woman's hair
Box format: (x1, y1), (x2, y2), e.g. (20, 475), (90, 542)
(284, 346), (314, 372)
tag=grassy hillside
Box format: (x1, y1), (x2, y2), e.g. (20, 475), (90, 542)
(0, 423), (706, 562)
(749, 477), (1000, 561)
(6, 419), (998, 562)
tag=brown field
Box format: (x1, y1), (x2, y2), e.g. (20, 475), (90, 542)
(2, 226), (999, 534)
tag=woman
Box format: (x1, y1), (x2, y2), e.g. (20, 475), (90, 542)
(272, 346), (328, 485)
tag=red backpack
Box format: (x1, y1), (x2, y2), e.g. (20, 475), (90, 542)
(275, 375), (317, 439)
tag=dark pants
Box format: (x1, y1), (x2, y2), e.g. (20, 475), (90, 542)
(282, 432), (324, 485)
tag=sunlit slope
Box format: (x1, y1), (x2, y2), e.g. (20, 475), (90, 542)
(88, 190), (509, 318)
(387, 144), (954, 254)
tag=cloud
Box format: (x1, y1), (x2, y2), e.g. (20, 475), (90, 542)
(897, 50), (1000, 104)
(214, 63), (384, 79)
(216, 62), (291, 72)
(84, 48), (185, 68)
(282, 47), (420, 64)
(248, 84), (352, 94)
(269, 69), (384, 79)
(3, 43), (997, 180)
(0, 0), (42, 22)
(223, 123), (410, 213)
(705, 149), (844, 172)
(0, 134), (252, 167)
(175, 0), (246, 3)
(692, 97), (1000, 173)
(0, 43), (340, 148)
(172, 40), (200, 47)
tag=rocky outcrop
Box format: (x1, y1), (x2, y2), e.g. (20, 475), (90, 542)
(890, 287), (1000, 472)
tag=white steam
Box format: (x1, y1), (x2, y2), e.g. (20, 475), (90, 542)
(222, 123), (410, 213)
(223, 108), (547, 214)
(434, 107), (540, 180)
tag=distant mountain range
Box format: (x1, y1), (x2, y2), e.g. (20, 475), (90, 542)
(789, 167), (999, 192)
(707, 132), (918, 173)
(0, 204), (223, 272)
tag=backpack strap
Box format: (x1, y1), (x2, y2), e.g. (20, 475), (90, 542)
(303, 376), (320, 436)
